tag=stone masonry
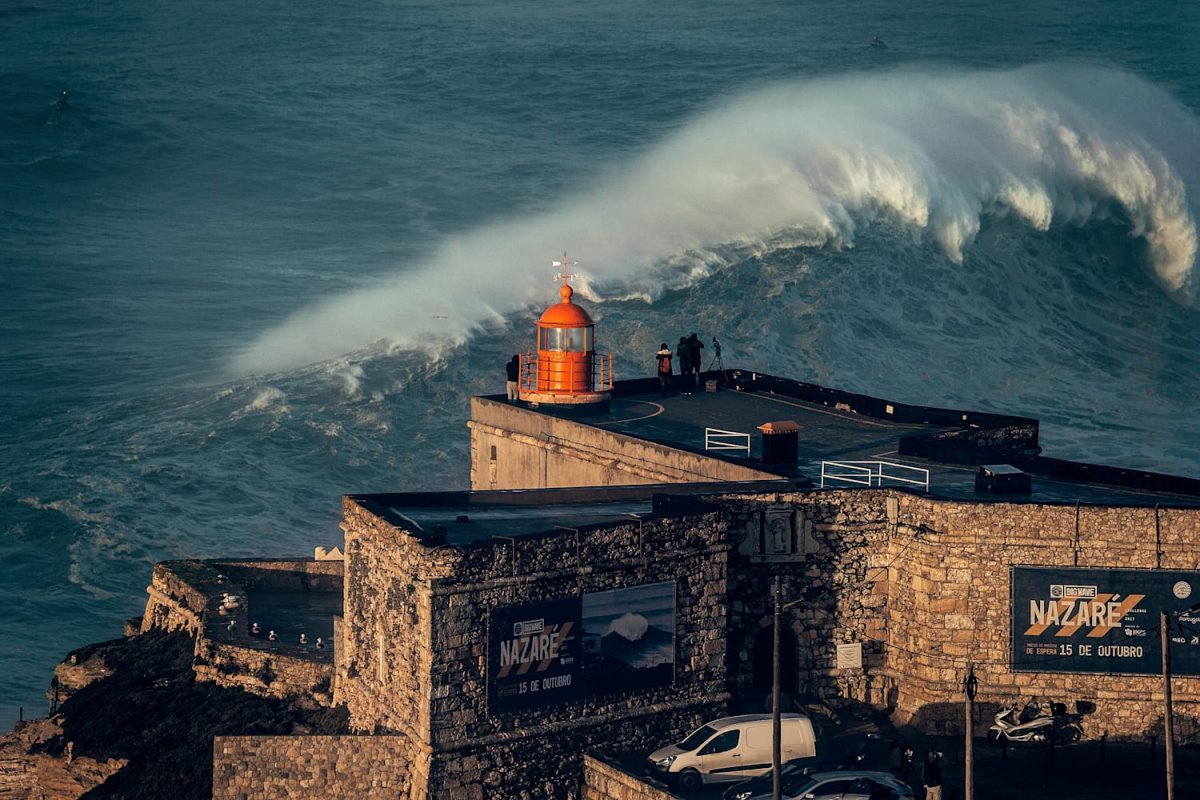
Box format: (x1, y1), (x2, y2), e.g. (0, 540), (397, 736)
(212, 736), (411, 800)
(336, 493), (732, 799)
(715, 489), (1200, 741)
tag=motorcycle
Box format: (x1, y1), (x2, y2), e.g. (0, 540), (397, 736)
(987, 699), (1079, 746)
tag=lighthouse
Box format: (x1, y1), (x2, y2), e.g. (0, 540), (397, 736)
(517, 255), (613, 413)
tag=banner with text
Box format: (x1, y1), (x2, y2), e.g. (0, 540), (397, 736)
(1011, 567), (1200, 675)
(488, 596), (582, 714)
(487, 582), (676, 714)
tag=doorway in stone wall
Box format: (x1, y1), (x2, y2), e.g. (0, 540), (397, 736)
(751, 624), (798, 704)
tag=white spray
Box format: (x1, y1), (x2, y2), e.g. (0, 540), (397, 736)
(237, 63), (1200, 374)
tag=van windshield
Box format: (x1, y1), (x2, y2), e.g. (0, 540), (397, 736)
(677, 725), (718, 752)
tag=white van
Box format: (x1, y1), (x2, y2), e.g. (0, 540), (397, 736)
(647, 713), (817, 792)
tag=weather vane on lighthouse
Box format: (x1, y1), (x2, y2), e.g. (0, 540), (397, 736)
(552, 252), (578, 286)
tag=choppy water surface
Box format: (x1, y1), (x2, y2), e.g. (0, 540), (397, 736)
(2, 1), (1199, 727)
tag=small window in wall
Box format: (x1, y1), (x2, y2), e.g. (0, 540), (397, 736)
(490, 445), (497, 461)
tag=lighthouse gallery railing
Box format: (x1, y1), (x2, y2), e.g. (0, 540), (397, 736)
(518, 352), (614, 394)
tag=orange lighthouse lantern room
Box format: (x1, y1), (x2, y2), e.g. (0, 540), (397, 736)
(517, 256), (613, 413)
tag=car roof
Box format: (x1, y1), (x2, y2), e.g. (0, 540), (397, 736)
(707, 712), (811, 727)
(806, 770), (897, 781)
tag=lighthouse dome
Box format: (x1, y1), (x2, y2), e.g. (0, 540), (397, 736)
(537, 282), (594, 327)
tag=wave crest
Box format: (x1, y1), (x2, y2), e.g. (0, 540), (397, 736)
(237, 63), (1200, 373)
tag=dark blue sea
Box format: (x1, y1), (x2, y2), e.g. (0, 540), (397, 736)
(3, 0), (1199, 728)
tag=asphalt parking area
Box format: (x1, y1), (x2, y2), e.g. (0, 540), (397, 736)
(621, 712), (1200, 800)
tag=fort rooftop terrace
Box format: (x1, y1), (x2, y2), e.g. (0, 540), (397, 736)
(472, 368), (1200, 508)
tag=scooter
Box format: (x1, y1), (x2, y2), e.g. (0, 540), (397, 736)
(987, 700), (1062, 745)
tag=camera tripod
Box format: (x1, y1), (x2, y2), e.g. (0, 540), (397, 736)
(706, 337), (729, 385)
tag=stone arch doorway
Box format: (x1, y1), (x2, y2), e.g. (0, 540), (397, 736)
(751, 624), (798, 697)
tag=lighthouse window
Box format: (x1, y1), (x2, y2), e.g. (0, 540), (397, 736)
(541, 328), (567, 351)
(566, 327), (589, 351)
(539, 326), (593, 352)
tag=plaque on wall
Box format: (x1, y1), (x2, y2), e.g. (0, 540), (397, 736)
(836, 642), (863, 670)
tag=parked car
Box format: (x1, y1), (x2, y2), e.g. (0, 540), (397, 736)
(721, 736), (874, 800)
(775, 770), (913, 800)
(646, 713), (818, 792)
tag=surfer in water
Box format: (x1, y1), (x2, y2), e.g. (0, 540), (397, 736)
(55, 90), (70, 112)
(870, 35), (887, 50)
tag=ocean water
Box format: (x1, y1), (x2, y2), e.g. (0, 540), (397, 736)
(3, 0), (1200, 728)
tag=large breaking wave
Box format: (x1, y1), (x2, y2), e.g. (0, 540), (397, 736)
(238, 63), (1200, 373)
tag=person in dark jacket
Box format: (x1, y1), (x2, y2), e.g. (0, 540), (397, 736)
(676, 337), (692, 393)
(687, 333), (705, 384)
(655, 343), (673, 396)
(505, 354), (520, 401)
(922, 750), (943, 800)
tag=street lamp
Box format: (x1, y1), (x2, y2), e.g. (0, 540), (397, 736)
(772, 576), (804, 800)
(1161, 599), (1200, 800)
(964, 664), (978, 800)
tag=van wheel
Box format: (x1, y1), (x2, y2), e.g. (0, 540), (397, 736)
(676, 769), (703, 793)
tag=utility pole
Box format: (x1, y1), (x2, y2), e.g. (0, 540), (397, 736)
(1162, 610), (1175, 800)
(964, 663), (977, 800)
(773, 575), (782, 800)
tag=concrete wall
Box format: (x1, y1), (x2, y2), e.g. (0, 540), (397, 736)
(468, 397), (780, 490)
(212, 735), (416, 800)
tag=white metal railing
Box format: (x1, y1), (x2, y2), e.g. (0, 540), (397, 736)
(820, 460), (930, 492)
(705, 428), (751, 455)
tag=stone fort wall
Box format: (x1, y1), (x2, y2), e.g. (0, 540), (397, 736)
(212, 735), (416, 800)
(211, 488), (1200, 798)
(714, 489), (1200, 742)
(467, 397), (782, 491)
(336, 494), (733, 799)
(883, 492), (1200, 739)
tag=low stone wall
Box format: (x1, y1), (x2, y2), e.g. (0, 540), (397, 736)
(212, 735), (418, 800)
(222, 559), (344, 591)
(141, 561), (214, 635)
(139, 560), (341, 706)
(582, 753), (675, 800)
(194, 639), (334, 707)
(429, 704), (715, 800)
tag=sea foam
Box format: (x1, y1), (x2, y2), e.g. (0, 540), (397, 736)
(237, 64), (1200, 374)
